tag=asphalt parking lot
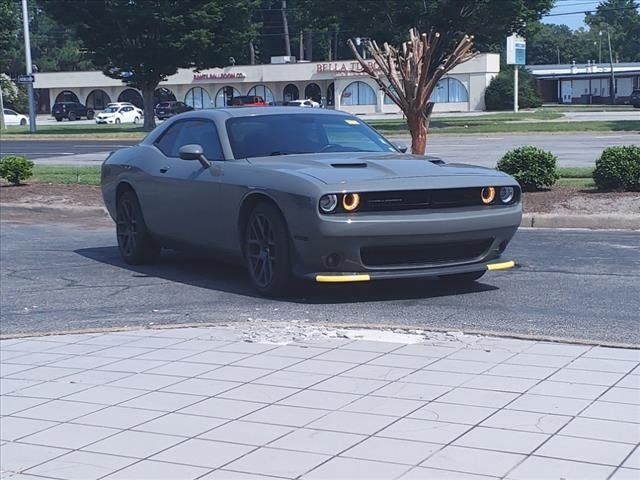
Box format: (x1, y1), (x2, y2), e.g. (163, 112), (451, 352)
(1, 213), (638, 345)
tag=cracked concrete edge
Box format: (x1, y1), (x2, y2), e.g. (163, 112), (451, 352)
(521, 213), (640, 230)
(2, 321), (639, 349)
(0, 202), (109, 217)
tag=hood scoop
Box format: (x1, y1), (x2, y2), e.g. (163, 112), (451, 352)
(331, 162), (368, 168)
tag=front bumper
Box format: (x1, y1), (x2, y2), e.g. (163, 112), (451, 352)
(311, 260), (515, 283)
(289, 204), (522, 280)
(96, 117), (116, 124)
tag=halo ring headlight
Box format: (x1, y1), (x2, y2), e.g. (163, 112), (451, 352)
(342, 193), (360, 212)
(481, 187), (496, 205)
(499, 186), (515, 204)
(319, 194), (338, 213)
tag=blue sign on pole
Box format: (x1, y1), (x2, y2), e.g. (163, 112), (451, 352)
(506, 34), (526, 65)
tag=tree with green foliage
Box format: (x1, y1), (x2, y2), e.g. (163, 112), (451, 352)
(44, 0), (259, 130)
(485, 66), (542, 110)
(0, 0), (20, 72)
(586, 0), (640, 62)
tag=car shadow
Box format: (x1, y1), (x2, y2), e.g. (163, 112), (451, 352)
(75, 246), (499, 305)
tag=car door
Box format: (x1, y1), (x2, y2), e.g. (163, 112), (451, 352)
(121, 106), (135, 123)
(3, 109), (18, 125)
(142, 118), (226, 247)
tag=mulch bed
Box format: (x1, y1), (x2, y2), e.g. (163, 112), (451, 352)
(1, 183), (638, 214)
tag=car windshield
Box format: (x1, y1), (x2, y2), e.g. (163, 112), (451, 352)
(157, 102), (171, 108)
(103, 107), (119, 113)
(226, 114), (398, 159)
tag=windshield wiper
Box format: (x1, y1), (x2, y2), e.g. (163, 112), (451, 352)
(269, 151), (309, 156)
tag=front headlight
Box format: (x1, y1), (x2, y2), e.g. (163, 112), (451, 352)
(499, 186), (515, 204)
(481, 187), (496, 205)
(342, 193), (360, 212)
(319, 194), (338, 213)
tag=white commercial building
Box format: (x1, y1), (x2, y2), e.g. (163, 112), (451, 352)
(32, 53), (499, 114)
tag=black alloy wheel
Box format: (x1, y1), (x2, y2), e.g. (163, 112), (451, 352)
(245, 203), (291, 297)
(116, 190), (161, 265)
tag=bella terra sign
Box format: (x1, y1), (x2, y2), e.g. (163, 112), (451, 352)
(193, 72), (245, 81)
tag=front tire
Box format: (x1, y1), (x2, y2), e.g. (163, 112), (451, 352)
(116, 190), (161, 265)
(55, 116), (63, 122)
(440, 270), (486, 284)
(244, 202), (292, 297)
(115, 117), (121, 124)
(133, 116), (140, 124)
(68, 112), (77, 121)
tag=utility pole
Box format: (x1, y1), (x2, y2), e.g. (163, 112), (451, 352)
(281, 0), (291, 57)
(0, 81), (5, 130)
(556, 46), (560, 64)
(21, 0), (36, 133)
(514, 65), (519, 113)
(606, 27), (615, 104)
(598, 31), (602, 64)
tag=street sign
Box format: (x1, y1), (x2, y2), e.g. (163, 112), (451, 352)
(506, 34), (526, 65)
(17, 74), (35, 83)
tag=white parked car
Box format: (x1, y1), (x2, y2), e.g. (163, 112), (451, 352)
(106, 102), (143, 117)
(286, 99), (320, 108)
(96, 105), (141, 124)
(2, 108), (28, 126)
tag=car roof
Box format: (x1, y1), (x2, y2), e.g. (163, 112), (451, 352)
(209, 107), (351, 118)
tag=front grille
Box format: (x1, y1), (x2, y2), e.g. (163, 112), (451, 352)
(360, 239), (493, 267)
(359, 188), (517, 212)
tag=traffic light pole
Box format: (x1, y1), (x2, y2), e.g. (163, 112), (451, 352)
(22, 0), (36, 133)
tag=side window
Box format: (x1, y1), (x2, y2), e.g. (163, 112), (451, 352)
(155, 120), (224, 160)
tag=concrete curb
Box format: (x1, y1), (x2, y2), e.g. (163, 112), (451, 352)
(0, 202), (109, 217)
(2, 203), (639, 230)
(521, 213), (640, 230)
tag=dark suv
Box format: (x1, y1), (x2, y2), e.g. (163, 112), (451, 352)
(154, 101), (193, 120)
(631, 90), (640, 108)
(52, 102), (94, 121)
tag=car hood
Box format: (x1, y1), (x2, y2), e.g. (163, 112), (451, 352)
(98, 112), (116, 117)
(246, 152), (510, 186)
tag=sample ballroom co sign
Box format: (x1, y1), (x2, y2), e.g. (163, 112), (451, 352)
(193, 72), (246, 81)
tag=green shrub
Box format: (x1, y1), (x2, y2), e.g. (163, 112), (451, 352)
(497, 146), (559, 191)
(0, 155), (34, 185)
(593, 145), (640, 191)
(485, 66), (543, 111)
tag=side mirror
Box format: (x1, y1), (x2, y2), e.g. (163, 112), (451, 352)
(178, 144), (210, 169)
(394, 142), (408, 153)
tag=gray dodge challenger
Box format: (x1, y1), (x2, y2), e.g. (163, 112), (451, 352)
(101, 107), (521, 296)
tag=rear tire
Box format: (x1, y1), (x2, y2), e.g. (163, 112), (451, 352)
(55, 116), (63, 122)
(133, 116), (140, 124)
(244, 202), (292, 297)
(440, 270), (486, 284)
(116, 190), (161, 265)
(20, 119), (26, 126)
(87, 110), (95, 120)
(68, 112), (77, 121)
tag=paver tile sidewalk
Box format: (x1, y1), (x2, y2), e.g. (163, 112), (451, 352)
(1, 325), (639, 480)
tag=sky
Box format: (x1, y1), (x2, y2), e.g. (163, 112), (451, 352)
(541, 0), (602, 30)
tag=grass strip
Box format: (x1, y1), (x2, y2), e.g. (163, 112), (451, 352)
(31, 165), (101, 185)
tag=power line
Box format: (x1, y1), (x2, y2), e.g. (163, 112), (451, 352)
(542, 4), (640, 16)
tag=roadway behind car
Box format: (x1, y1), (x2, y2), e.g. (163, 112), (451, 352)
(2, 133), (638, 167)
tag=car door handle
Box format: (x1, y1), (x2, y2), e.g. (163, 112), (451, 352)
(160, 167), (169, 174)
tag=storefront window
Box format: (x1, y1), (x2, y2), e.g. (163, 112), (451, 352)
(431, 78), (468, 103)
(118, 89), (143, 108)
(304, 83), (321, 103)
(184, 87), (212, 110)
(215, 86), (241, 107)
(86, 89), (111, 110)
(55, 90), (79, 103)
(326, 83), (335, 107)
(341, 81), (376, 105)
(248, 85), (274, 103)
(283, 84), (299, 102)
